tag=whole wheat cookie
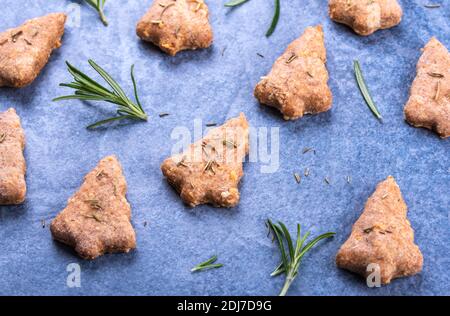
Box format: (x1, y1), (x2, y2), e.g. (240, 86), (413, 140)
(136, 0), (213, 56)
(0, 13), (66, 88)
(0, 108), (26, 205)
(404, 37), (450, 138)
(161, 113), (249, 207)
(328, 0), (402, 36)
(50, 156), (136, 260)
(254, 25), (332, 120)
(336, 176), (423, 285)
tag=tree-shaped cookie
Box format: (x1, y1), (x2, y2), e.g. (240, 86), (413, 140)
(254, 25), (332, 120)
(336, 176), (423, 285)
(328, 0), (402, 36)
(0, 108), (26, 205)
(136, 0), (213, 56)
(0, 13), (66, 88)
(50, 156), (136, 260)
(404, 37), (450, 138)
(161, 113), (249, 207)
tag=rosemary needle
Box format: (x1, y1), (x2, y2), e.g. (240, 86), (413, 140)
(224, 0), (280, 37)
(191, 255), (223, 272)
(267, 219), (335, 296)
(354, 60), (383, 121)
(266, 0), (280, 37)
(224, 0), (250, 7)
(84, 0), (108, 26)
(53, 59), (148, 129)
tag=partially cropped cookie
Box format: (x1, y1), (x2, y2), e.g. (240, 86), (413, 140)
(161, 113), (249, 207)
(404, 38), (450, 138)
(254, 25), (332, 120)
(50, 156), (136, 260)
(0, 108), (26, 204)
(328, 0), (402, 36)
(0, 13), (66, 88)
(336, 176), (423, 285)
(136, 0), (213, 56)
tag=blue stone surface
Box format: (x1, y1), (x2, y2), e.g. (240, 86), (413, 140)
(0, 0), (448, 295)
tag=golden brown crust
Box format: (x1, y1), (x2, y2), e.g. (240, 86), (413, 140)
(404, 38), (450, 138)
(336, 176), (423, 285)
(0, 108), (26, 204)
(50, 156), (136, 260)
(161, 113), (249, 207)
(328, 0), (402, 36)
(254, 25), (332, 120)
(136, 0), (213, 56)
(0, 13), (66, 88)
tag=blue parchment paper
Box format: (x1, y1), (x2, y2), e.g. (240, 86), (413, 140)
(0, 0), (448, 295)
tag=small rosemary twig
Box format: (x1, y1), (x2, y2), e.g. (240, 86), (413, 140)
(84, 0), (108, 26)
(53, 59), (148, 129)
(354, 60), (383, 121)
(191, 255), (223, 272)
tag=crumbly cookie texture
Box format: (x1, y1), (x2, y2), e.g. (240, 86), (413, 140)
(161, 113), (249, 208)
(328, 0), (402, 36)
(136, 0), (213, 56)
(0, 108), (26, 205)
(254, 25), (332, 121)
(404, 38), (450, 138)
(0, 13), (66, 88)
(50, 156), (136, 260)
(336, 176), (423, 285)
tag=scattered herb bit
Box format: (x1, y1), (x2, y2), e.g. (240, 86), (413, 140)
(424, 4), (441, 8)
(267, 219), (335, 296)
(363, 227), (373, 234)
(257, 53), (265, 58)
(306, 70), (314, 78)
(221, 46), (227, 56)
(224, 0), (280, 37)
(191, 255), (223, 272)
(84, 0), (108, 26)
(435, 80), (441, 101)
(85, 199), (103, 210)
(143, 221), (148, 227)
(286, 53), (298, 64)
(11, 30), (23, 43)
(382, 193), (389, 200)
(54, 59), (148, 129)
(346, 175), (352, 184)
(0, 132), (6, 143)
(41, 220), (46, 228)
(206, 122), (217, 127)
(159, 113), (170, 117)
(223, 139), (237, 148)
(302, 147), (315, 154)
(428, 72), (444, 78)
(23, 38), (32, 46)
(294, 173), (301, 184)
(324, 177), (331, 185)
(203, 159), (216, 174)
(354, 60), (383, 121)
(304, 168), (310, 177)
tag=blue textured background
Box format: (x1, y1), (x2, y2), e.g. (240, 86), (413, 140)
(0, 0), (448, 296)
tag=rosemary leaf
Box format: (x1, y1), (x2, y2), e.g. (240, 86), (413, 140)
(354, 60), (383, 121)
(267, 219), (335, 296)
(266, 0), (280, 37)
(224, 0), (250, 7)
(54, 59), (148, 129)
(191, 255), (224, 272)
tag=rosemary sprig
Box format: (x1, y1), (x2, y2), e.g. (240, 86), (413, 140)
(53, 59), (148, 129)
(84, 0), (108, 26)
(224, 0), (280, 37)
(354, 60), (383, 121)
(191, 255), (223, 272)
(267, 219), (335, 296)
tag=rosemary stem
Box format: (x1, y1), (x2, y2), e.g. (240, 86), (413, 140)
(279, 273), (295, 296)
(99, 9), (108, 26)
